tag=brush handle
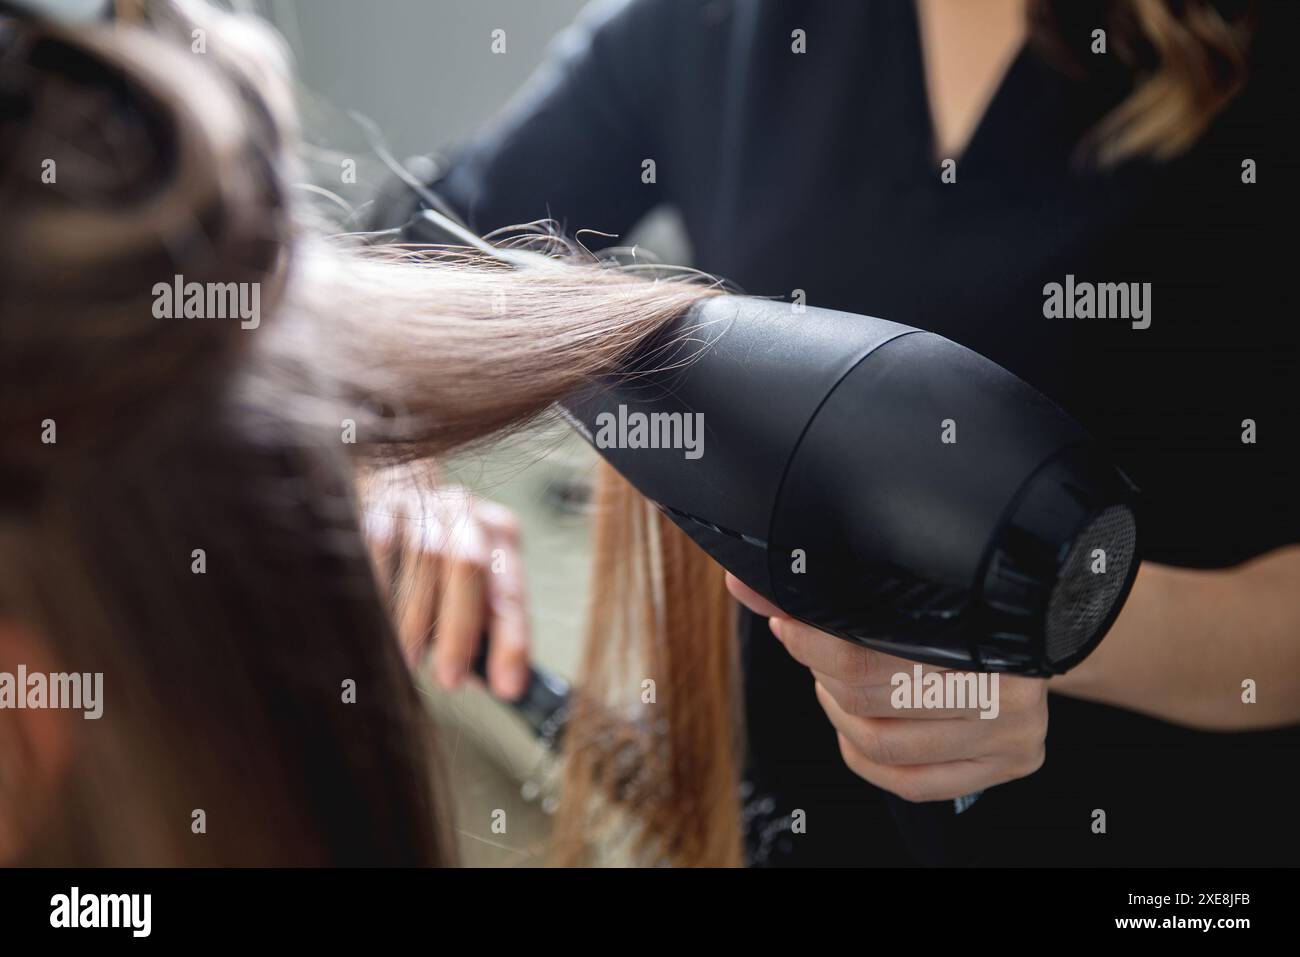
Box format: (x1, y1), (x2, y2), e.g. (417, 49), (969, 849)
(469, 638), (571, 747)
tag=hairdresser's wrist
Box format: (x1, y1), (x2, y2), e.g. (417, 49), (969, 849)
(1055, 549), (1300, 730)
(1048, 560), (1167, 706)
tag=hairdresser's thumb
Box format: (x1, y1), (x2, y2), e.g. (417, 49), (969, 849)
(724, 573), (784, 618)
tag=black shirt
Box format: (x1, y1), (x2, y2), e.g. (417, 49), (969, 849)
(425, 0), (1300, 865)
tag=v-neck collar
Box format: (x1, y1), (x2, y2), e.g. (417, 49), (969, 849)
(901, 0), (1032, 174)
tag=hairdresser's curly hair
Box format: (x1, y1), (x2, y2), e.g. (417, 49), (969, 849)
(1028, 0), (1257, 165)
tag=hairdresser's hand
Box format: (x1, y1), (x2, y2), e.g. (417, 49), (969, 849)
(726, 574), (1048, 803)
(362, 472), (531, 700)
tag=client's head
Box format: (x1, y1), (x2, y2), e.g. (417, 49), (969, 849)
(0, 0), (714, 864)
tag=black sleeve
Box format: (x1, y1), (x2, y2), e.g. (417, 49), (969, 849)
(427, 0), (677, 244)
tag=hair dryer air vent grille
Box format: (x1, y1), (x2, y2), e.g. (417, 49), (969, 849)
(1045, 504), (1137, 663)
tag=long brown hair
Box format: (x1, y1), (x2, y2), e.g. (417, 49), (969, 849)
(0, 0), (715, 865)
(551, 466), (743, 866)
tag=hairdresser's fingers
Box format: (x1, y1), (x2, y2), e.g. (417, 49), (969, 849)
(817, 673), (1050, 801)
(833, 732), (1031, 804)
(431, 509), (492, 691)
(810, 670), (974, 719)
(361, 501), (398, 582)
(363, 509), (403, 612)
(770, 617), (945, 687)
(479, 504), (531, 700)
(724, 573), (784, 618)
(432, 556), (488, 690)
(361, 489), (437, 665)
(395, 540), (443, 667)
(814, 682), (1010, 765)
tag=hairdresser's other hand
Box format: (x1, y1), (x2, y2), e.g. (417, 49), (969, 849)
(363, 474), (531, 700)
(725, 574), (1048, 803)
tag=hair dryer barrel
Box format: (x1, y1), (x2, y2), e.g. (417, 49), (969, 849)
(563, 296), (1139, 676)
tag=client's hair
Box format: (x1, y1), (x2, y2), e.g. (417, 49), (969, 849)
(0, 0), (716, 865)
(550, 466), (743, 866)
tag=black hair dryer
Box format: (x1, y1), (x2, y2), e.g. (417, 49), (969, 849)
(563, 296), (1139, 676)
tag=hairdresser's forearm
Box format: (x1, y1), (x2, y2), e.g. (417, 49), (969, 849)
(1049, 545), (1300, 730)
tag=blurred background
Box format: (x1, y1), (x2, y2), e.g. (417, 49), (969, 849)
(265, 0), (586, 158)
(252, 0), (673, 865)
